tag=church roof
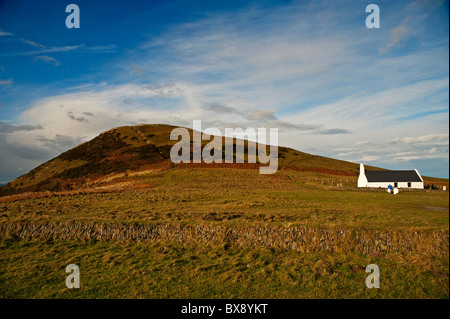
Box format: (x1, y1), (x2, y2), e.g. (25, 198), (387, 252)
(365, 170), (422, 182)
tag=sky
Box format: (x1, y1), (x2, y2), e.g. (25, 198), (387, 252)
(0, 0), (448, 183)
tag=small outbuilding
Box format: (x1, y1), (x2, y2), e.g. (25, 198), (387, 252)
(358, 163), (424, 189)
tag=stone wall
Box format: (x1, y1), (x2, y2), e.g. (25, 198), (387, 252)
(0, 221), (448, 256)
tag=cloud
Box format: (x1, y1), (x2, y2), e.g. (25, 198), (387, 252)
(130, 67), (145, 76)
(21, 39), (45, 48)
(3, 45), (82, 57)
(0, 31), (13, 36)
(290, 78), (449, 129)
(0, 78), (13, 85)
(380, 25), (414, 54)
(35, 55), (61, 66)
(0, 122), (43, 134)
(37, 134), (85, 153)
(336, 131), (449, 167)
(11, 82), (194, 148)
(354, 141), (374, 147)
(315, 128), (352, 135)
(0, 133), (57, 183)
(5, 44), (116, 57)
(83, 44), (117, 52)
(248, 110), (277, 121)
(0, 135), (50, 162)
(67, 111), (89, 123)
(265, 120), (320, 131)
(143, 83), (183, 98)
(203, 103), (319, 131)
(204, 102), (243, 115)
(390, 134), (448, 145)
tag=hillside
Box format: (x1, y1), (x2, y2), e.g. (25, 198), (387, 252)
(0, 124), (361, 196)
(0, 124), (446, 197)
(0, 124), (448, 299)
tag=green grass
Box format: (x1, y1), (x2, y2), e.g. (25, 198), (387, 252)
(1, 168), (448, 231)
(0, 167), (448, 298)
(0, 237), (448, 299)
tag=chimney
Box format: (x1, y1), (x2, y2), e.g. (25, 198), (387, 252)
(357, 163), (368, 187)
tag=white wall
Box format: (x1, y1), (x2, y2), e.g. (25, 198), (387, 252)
(365, 182), (391, 188)
(410, 182), (424, 189)
(365, 182), (424, 189)
(357, 175), (368, 187)
(357, 163), (368, 187)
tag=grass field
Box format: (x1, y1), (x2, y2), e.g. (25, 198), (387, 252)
(0, 237), (448, 299)
(0, 167), (448, 298)
(1, 168), (448, 231)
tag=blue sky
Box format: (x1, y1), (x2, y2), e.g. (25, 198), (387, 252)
(0, 0), (448, 183)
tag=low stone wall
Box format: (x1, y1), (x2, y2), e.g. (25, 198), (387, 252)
(0, 221), (448, 256)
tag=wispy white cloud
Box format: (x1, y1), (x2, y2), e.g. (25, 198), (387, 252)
(84, 44), (117, 52)
(21, 38), (46, 49)
(0, 31), (13, 36)
(130, 66), (145, 76)
(0, 122), (42, 133)
(379, 23), (414, 54)
(5, 44), (117, 57)
(390, 134), (448, 145)
(0, 78), (13, 85)
(1, 45), (82, 57)
(315, 129), (352, 135)
(35, 55), (61, 67)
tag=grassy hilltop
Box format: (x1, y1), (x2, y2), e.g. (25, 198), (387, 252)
(0, 124), (383, 197)
(0, 124), (448, 298)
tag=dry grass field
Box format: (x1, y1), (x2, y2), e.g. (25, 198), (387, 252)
(0, 165), (448, 299)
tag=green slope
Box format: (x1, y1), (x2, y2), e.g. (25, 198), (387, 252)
(0, 124), (445, 196)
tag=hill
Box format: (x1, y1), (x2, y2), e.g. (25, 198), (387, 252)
(0, 123), (447, 197)
(0, 124), (365, 196)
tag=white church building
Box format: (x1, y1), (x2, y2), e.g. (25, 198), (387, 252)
(358, 164), (424, 189)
